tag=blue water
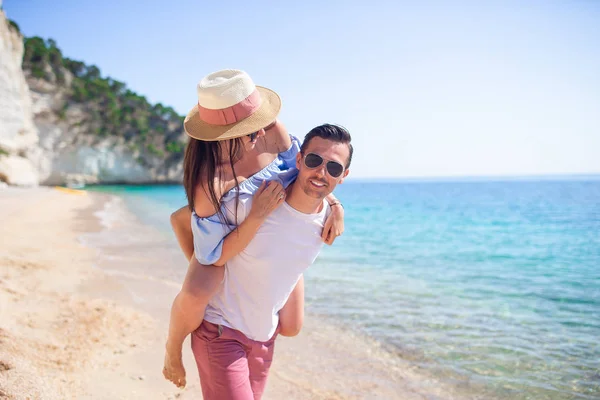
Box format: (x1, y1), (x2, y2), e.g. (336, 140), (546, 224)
(89, 178), (600, 399)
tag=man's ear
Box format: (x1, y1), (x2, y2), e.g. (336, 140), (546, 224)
(257, 129), (266, 139)
(338, 168), (350, 184)
(296, 152), (302, 169)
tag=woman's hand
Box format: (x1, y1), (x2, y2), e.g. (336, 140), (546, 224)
(248, 180), (286, 221)
(322, 203), (344, 245)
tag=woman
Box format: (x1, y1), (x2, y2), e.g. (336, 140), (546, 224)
(162, 70), (344, 389)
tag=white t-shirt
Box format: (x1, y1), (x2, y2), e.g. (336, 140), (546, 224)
(204, 198), (329, 341)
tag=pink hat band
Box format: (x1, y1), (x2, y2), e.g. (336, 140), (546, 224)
(197, 89), (262, 126)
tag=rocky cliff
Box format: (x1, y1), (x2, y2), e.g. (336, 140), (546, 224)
(0, 5), (186, 186)
(0, 3), (40, 185)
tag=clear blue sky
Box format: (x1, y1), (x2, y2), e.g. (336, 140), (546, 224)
(4, 0), (600, 179)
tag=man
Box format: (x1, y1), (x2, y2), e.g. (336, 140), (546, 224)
(192, 124), (353, 399)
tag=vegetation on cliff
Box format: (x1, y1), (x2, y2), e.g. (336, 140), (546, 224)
(19, 32), (186, 163)
(7, 18), (20, 33)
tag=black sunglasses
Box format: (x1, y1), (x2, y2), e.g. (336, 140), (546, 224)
(303, 152), (345, 178)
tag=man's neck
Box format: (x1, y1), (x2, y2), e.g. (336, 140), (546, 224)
(285, 183), (325, 214)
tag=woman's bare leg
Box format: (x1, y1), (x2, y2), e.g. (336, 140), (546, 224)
(163, 258), (224, 387)
(163, 206), (223, 387)
(278, 275), (305, 337)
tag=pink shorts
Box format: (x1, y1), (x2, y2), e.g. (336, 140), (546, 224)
(191, 320), (278, 400)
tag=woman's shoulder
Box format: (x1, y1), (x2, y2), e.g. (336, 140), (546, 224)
(193, 180), (223, 218)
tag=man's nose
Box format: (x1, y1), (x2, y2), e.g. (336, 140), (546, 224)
(315, 163), (327, 177)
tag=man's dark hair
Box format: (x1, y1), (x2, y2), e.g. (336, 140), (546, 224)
(301, 124), (353, 168)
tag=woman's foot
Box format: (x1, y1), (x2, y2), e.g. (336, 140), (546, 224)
(163, 342), (186, 388)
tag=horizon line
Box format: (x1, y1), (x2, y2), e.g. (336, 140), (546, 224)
(344, 173), (600, 183)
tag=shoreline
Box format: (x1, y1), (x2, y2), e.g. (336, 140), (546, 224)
(0, 187), (193, 399)
(0, 187), (469, 399)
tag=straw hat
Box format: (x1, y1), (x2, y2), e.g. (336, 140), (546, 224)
(183, 69), (281, 141)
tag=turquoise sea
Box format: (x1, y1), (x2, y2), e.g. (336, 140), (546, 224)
(90, 177), (600, 399)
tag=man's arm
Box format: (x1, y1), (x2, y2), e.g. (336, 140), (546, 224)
(322, 193), (344, 245)
(170, 206), (194, 262)
(278, 275), (305, 337)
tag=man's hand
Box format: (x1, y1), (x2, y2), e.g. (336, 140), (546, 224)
(322, 203), (344, 245)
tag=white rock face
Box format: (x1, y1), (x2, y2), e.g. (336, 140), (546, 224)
(28, 79), (184, 185)
(0, 4), (40, 186)
(0, 155), (38, 185)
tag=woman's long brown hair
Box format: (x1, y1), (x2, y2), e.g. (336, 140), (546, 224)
(183, 137), (244, 225)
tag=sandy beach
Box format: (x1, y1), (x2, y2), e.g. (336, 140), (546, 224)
(0, 187), (463, 400)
